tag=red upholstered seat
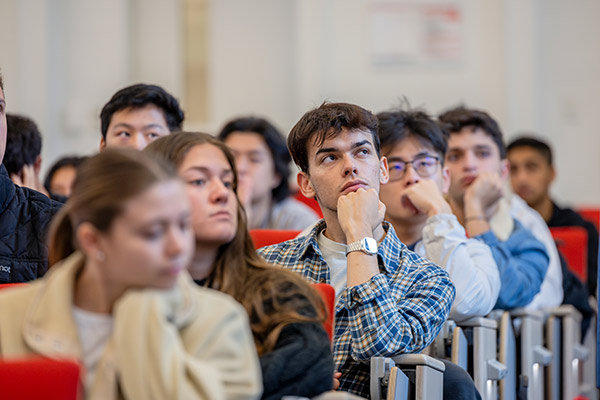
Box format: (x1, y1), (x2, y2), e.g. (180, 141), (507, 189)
(0, 357), (81, 400)
(0, 283), (26, 290)
(250, 230), (335, 341)
(312, 283), (335, 342)
(550, 226), (588, 284)
(250, 229), (301, 249)
(577, 207), (600, 231)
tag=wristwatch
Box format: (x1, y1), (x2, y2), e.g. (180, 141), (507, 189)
(346, 237), (378, 256)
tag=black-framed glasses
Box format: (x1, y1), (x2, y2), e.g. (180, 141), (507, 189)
(388, 155), (440, 181)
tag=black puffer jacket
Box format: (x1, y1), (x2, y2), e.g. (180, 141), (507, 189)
(0, 165), (63, 283)
(260, 321), (333, 400)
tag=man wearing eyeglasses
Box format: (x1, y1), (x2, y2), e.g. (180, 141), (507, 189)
(378, 107), (501, 321)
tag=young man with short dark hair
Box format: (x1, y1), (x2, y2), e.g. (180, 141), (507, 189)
(439, 106), (562, 309)
(507, 136), (599, 295)
(218, 116), (318, 230)
(258, 102), (455, 397)
(0, 71), (62, 283)
(5, 113), (48, 196)
(377, 106), (500, 319)
(99, 83), (184, 150)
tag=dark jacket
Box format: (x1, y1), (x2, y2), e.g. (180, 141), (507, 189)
(0, 164), (62, 283)
(260, 321), (333, 400)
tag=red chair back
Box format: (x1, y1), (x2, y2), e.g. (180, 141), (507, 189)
(550, 226), (588, 283)
(312, 283), (335, 342)
(576, 207), (600, 232)
(250, 229), (335, 340)
(250, 229), (301, 249)
(293, 192), (323, 218)
(0, 283), (26, 290)
(0, 357), (80, 399)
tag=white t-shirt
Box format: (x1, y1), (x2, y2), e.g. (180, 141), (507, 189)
(73, 306), (113, 388)
(317, 231), (348, 304)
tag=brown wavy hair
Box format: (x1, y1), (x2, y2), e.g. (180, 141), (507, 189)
(47, 148), (178, 266)
(144, 131), (327, 355)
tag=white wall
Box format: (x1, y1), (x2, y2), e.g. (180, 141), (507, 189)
(0, 0), (183, 170)
(0, 0), (598, 205)
(208, 0), (295, 133)
(209, 0), (600, 206)
(536, 0), (600, 206)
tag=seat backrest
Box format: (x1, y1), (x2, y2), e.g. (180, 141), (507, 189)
(0, 357), (80, 399)
(576, 207), (600, 231)
(0, 283), (26, 290)
(293, 192), (323, 218)
(250, 229), (301, 249)
(549, 226), (588, 283)
(312, 283), (335, 342)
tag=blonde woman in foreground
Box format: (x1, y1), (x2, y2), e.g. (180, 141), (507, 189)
(0, 148), (262, 400)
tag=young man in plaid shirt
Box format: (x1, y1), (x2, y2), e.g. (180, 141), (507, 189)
(258, 102), (456, 397)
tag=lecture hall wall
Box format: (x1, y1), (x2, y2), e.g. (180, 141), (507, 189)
(0, 0), (598, 205)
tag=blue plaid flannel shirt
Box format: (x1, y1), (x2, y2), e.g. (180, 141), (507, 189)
(258, 220), (455, 398)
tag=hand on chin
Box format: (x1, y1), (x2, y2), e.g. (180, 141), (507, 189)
(401, 195), (420, 215)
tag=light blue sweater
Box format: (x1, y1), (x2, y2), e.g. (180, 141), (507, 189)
(477, 219), (549, 310)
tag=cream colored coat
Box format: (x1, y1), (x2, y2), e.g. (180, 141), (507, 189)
(0, 252), (262, 400)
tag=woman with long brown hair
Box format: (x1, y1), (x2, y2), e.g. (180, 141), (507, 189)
(0, 148), (261, 399)
(145, 132), (334, 400)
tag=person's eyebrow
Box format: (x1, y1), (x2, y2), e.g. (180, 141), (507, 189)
(184, 166), (210, 174)
(110, 122), (134, 130)
(185, 166), (233, 176)
(142, 123), (167, 130)
(240, 149), (268, 156)
(315, 146), (339, 156)
(352, 139), (372, 149)
(387, 151), (433, 162)
(315, 139), (373, 156)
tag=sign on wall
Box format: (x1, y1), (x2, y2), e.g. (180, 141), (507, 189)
(369, 1), (464, 68)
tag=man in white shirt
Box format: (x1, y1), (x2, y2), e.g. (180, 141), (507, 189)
(377, 106), (501, 321)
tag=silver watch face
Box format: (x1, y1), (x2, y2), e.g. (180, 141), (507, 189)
(362, 237), (378, 254)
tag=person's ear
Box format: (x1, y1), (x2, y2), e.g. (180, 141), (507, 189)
(379, 156), (389, 184)
(33, 155), (42, 175)
(550, 165), (556, 183)
(297, 171), (316, 199)
(76, 222), (105, 262)
(99, 137), (106, 151)
(441, 166), (450, 194)
(499, 158), (510, 181)
(271, 172), (282, 190)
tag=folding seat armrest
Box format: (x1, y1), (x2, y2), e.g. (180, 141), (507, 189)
(573, 344), (589, 361)
(548, 304), (581, 319)
(370, 355), (445, 400)
(389, 354), (446, 371)
(458, 316), (498, 329)
(510, 308), (547, 320)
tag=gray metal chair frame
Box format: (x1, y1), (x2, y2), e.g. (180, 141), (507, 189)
(370, 354), (445, 400)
